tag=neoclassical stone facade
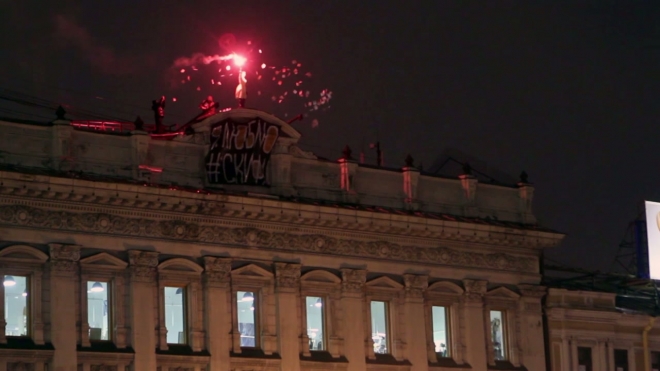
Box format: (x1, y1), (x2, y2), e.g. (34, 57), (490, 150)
(0, 110), (563, 371)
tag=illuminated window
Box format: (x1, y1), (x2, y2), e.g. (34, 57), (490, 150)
(371, 301), (389, 354)
(87, 281), (109, 341)
(4, 275), (28, 337)
(490, 310), (506, 360)
(164, 287), (186, 344)
(306, 296), (325, 351)
(237, 291), (257, 347)
(432, 306), (450, 357)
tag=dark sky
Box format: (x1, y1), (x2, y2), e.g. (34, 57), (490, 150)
(2, 1), (660, 272)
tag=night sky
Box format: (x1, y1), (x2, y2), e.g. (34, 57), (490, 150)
(2, 1), (660, 272)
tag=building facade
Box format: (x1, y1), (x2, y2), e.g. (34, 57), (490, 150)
(0, 109), (563, 371)
(546, 284), (660, 371)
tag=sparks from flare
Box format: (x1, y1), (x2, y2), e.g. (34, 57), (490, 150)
(170, 34), (333, 125)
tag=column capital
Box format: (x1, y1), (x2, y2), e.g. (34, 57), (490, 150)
(274, 262), (301, 292)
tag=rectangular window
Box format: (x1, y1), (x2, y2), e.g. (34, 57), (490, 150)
(577, 347), (592, 371)
(432, 306), (450, 357)
(4, 275), (28, 337)
(306, 296), (325, 351)
(237, 291), (257, 347)
(371, 301), (389, 354)
(87, 281), (109, 341)
(490, 310), (506, 360)
(164, 286), (186, 344)
(614, 349), (628, 371)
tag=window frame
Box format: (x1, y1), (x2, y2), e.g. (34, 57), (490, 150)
(156, 258), (204, 352)
(299, 270), (342, 357)
(484, 287), (522, 366)
(230, 263), (277, 355)
(489, 309), (508, 361)
(79, 252), (129, 348)
(0, 245), (48, 345)
(365, 276), (405, 361)
(236, 290), (259, 348)
(3, 274), (30, 338)
(424, 281), (464, 365)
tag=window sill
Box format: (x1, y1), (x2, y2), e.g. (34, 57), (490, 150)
(429, 357), (471, 369)
(366, 354), (412, 366)
(487, 361), (527, 371)
(0, 337), (53, 350)
(300, 351), (348, 363)
(231, 348), (281, 359)
(77, 342), (134, 353)
(156, 344), (210, 357)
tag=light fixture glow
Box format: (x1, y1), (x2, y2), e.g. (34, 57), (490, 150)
(315, 298), (323, 308)
(3, 275), (16, 287)
(242, 291), (254, 302)
(22, 289), (27, 297)
(90, 282), (104, 293)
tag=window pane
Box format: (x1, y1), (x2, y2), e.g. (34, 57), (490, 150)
(4, 275), (28, 336)
(614, 349), (628, 371)
(237, 291), (256, 347)
(87, 281), (109, 341)
(371, 301), (389, 354)
(490, 310), (506, 360)
(578, 347), (592, 371)
(432, 306), (449, 357)
(164, 287), (185, 344)
(306, 296), (325, 351)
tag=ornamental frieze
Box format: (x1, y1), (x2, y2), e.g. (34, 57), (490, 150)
(0, 205), (537, 273)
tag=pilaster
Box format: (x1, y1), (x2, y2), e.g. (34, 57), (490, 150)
(341, 269), (366, 371)
(127, 250), (158, 371)
(48, 243), (80, 371)
(274, 263), (301, 371)
(462, 279), (487, 370)
(518, 284), (546, 370)
(51, 117), (73, 171)
(269, 140), (296, 196)
(403, 274), (427, 371)
(458, 174), (478, 216)
(203, 257), (231, 371)
(402, 166), (420, 210)
(517, 182), (536, 224)
(130, 130), (150, 181)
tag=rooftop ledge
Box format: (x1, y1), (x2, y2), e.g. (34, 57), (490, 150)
(0, 110), (551, 232)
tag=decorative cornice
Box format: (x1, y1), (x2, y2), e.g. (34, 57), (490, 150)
(0, 204), (537, 273)
(0, 181), (563, 249)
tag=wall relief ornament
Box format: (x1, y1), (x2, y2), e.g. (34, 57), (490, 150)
(48, 243), (80, 262)
(403, 274), (428, 298)
(203, 256), (231, 285)
(463, 279), (487, 302)
(518, 284), (546, 298)
(274, 262), (301, 289)
(0, 205), (536, 273)
(128, 250), (158, 283)
(341, 269), (366, 294)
